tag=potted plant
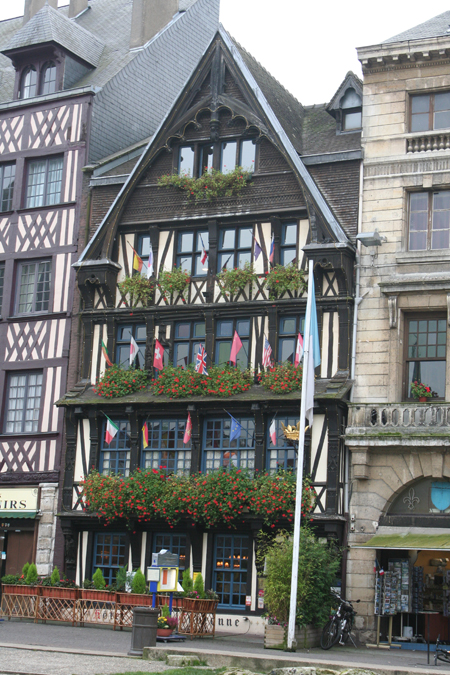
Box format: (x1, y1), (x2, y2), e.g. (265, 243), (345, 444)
(157, 267), (190, 304)
(410, 381), (433, 402)
(157, 612), (178, 637)
(260, 362), (303, 394)
(81, 568), (114, 601)
(264, 263), (307, 299)
(40, 567), (78, 599)
(157, 166), (252, 203)
(93, 363), (148, 398)
(217, 262), (257, 299)
(117, 568), (152, 606)
(118, 274), (154, 308)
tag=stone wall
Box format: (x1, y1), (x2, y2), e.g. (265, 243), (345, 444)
(36, 484), (58, 577)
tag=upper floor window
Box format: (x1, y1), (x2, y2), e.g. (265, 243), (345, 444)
(142, 418), (191, 476)
(340, 88), (362, 131)
(16, 260), (51, 315)
(174, 321), (205, 368)
(137, 235), (153, 277)
(405, 315), (446, 399)
(154, 533), (187, 569)
(215, 318), (249, 369)
(116, 324), (146, 369)
(100, 419), (130, 476)
(203, 417), (255, 473)
(179, 146), (195, 176)
(177, 230), (208, 277)
(0, 263), (5, 317)
(281, 222), (297, 265)
(267, 416), (299, 472)
(409, 191), (450, 251)
(0, 163), (15, 212)
(218, 226), (252, 270)
(411, 92), (450, 133)
(278, 315), (304, 364)
(41, 62), (56, 95)
(178, 138), (256, 177)
(93, 533), (126, 585)
(20, 66), (37, 99)
(4, 371), (43, 434)
(26, 156), (63, 208)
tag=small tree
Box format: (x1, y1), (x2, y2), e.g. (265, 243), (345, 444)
(258, 528), (341, 628)
(92, 568), (106, 589)
(21, 562), (30, 579)
(115, 565), (127, 592)
(25, 563), (38, 585)
(50, 566), (60, 585)
(193, 573), (205, 599)
(131, 568), (146, 594)
(182, 569), (193, 593)
(160, 603), (170, 618)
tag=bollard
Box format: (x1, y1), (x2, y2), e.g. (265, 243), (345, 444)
(128, 606), (159, 656)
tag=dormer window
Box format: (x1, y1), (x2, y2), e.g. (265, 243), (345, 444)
(341, 88), (362, 131)
(20, 66), (37, 99)
(41, 62), (56, 95)
(178, 138), (257, 176)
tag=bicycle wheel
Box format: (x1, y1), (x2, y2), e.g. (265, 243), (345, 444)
(320, 617), (339, 649)
(436, 650), (450, 665)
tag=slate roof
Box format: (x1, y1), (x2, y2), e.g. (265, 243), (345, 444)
(3, 4), (104, 67)
(384, 10), (450, 44)
(302, 104), (361, 156)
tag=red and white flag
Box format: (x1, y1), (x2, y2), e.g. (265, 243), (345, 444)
(104, 416), (119, 445)
(201, 247), (208, 265)
(183, 412), (192, 445)
(269, 419), (277, 445)
(130, 335), (139, 365)
(153, 339), (164, 370)
(229, 331), (242, 365)
(294, 332), (304, 367)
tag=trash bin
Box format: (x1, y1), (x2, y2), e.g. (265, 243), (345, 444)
(128, 606), (159, 656)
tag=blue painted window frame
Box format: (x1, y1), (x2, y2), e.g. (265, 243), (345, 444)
(100, 419), (131, 477)
(141, 418), (191, 476)
(202, 417), (255, 474)
(213, 533), (249, 609)
(93, 532), (127, 585)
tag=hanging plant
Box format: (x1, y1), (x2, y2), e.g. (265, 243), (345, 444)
(93, 363), (148, 398)
(265, 263), (307, 299)
(151, 364), (253, 399)
(158, 267), (190, 303)
(118, 274), (154, 308)
(157, 166), (252, 203)
(217, 262), (257, 298)
(260, 362), (303, 394)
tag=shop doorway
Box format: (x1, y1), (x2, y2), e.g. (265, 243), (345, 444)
(4, 531), (34, 575)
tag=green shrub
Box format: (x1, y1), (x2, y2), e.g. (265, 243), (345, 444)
(193, 573), (205, 599)
(258, 528), (341, 628)
(50, 566), (60, 585)
(115, 565), (128, 592)
(182, 569), (193, 593)
(1, 574), (19, 584)
(25, 563), (38, 585)
(131, 568), (146, 594)
(161, 603), (170, 618)
(21, 562), (30, 579)
(92, 568), (106, 589)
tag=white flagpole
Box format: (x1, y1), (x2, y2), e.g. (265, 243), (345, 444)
(287, 258), (314, 651)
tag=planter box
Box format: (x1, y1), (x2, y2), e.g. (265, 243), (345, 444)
(40, 587), (78, 600)
(182, 598), (218, 611)
(80, 589), (116, 602)
(116, 592), (153, 606)
(264, 624), (322, 650)
(1, 584), (40, 596)
(157, 594), (184, 609)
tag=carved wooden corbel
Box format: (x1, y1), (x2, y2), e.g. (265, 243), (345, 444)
(388, 295), (397, 329)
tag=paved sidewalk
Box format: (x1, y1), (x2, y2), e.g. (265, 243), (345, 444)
(0, 619), (448, 675)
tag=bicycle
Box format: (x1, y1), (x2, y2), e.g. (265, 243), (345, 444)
(435, 635), (450, 665)
(320, 593), (359, 650)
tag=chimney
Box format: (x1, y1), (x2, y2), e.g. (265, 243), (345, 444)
(68, 0), (89, 18)
(130, 0), (179, 49)
(23, 0), (58, 25)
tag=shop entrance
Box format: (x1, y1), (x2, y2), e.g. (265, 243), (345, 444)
(4, 530), (34, 575)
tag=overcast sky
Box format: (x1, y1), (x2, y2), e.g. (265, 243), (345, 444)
(1, 1), (450, 104)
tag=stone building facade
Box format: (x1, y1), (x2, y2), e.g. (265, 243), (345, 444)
(346, 11), (450, 643)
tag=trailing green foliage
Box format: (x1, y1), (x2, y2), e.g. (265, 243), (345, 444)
(217, 262), (257, 298)
(265, 263), (307, 299)
(151, 364), (252, 399)
(157, 167), (252, 202)
(118, 275), (154, 307)
(158, 267), (190, 303)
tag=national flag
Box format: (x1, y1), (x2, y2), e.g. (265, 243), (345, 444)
(104, 416), (119, 445)
(262, 338), (272, 368)
(269, 419), (277, 445)
(132, 247), (143, 273)
(228, 413), (242, 442)
(101, 340), (113, 367)
(294, 332), (304, 367)
(305, 270), (321, 427)
(254, 237), (262, 261)
(201, 248), (208, 265)
(153, 339), (164, 370)
(130, 335), (139, 365)
(142, 422), (149, 449)
(269, 235), (274, 264)
(183, 412), (192, 445)
(229, 331), (242, 365)
(146, 242), (154, 278)
(195, 345), (208, 375)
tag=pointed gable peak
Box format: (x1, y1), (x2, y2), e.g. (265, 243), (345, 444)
(3, 3), (104, 68)
(326, 71), (362, 119)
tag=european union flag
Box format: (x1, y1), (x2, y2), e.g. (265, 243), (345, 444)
(229, 414), (242, 442)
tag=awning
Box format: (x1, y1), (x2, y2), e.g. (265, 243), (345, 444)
(352, 527), (450, 550)
(0, 511), (37, 519)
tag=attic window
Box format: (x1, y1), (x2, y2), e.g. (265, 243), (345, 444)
(341, 88), (362, 131)
(20, 66), (37, 99)
(41, 62), (56, 95)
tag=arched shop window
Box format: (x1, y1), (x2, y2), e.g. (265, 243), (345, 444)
(389, 478), (450, 515)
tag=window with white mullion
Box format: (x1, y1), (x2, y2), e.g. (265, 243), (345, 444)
(26, 161), (47, 208)
(26, 157), (63, 208)
(46, 157), (64, 205)
(17, 260), (51, 314)
(5, 372), (43, 434)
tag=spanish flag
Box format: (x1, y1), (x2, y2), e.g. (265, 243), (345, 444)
(142, 422), (149, 449)
(101, 340), (113, 367)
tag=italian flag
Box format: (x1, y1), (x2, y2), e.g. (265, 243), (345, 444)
(142, 422), (149, 449)
(101, 340), (113, 367)
(104, 416), (119, 445)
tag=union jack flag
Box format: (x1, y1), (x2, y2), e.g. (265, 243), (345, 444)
(195, 345), (208, 375)
(262, 338), (273, 368)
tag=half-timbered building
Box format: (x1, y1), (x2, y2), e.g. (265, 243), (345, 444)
(57, 26), (361, 631)
(0, 0), (220, 577)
